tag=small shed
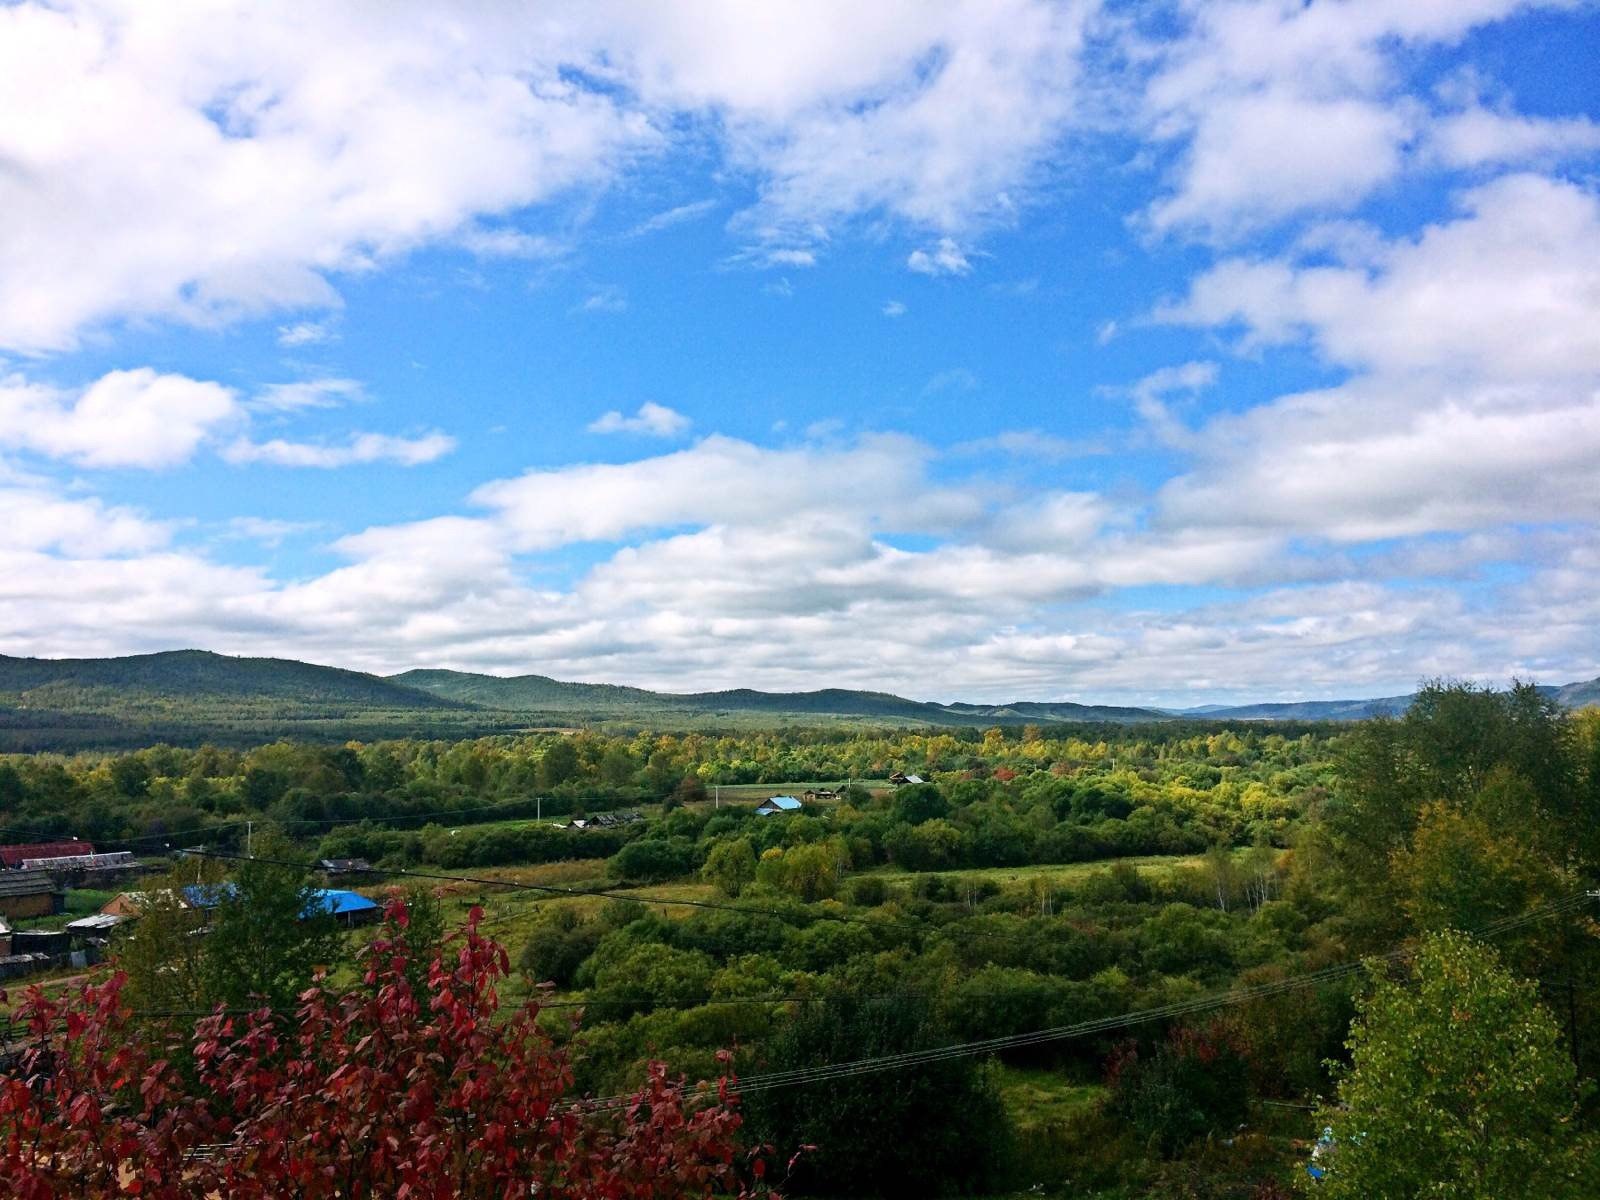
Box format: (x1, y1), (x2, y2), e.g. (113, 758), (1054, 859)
(0, 872), (64, 921)
(65, 912), (127, 937)
(755, 795), (804, 816)
(803, 788), (840, 800)
(888, 772), (925, 786)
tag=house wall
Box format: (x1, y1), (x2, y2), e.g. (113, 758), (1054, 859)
(0, 891), (60, 920)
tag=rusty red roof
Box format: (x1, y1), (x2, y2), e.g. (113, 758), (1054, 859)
(0, 840), (93, 868)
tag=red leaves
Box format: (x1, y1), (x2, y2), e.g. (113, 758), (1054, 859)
(1, 901), (769, 1199)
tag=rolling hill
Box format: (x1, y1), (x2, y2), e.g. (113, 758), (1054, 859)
(2, 649), (1596, 750)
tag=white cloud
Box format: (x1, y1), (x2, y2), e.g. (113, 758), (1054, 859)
(222, 431), (456, 468)
(276, 320), (337, 348)
(1134, 0), (1566, 237)
(255, 379), (365, 412)
(575, 285), (630, 315)
(624, 199), (718, 238)
(882, 300), (907, 317)
(907, 238), (972, 276)
(0, 3), (648, 352)
(586, 402), (692, 438)
(0, 368), (240, 468)
(0, 1), (1095, 352)
(1429, 105), (1600, 167)
(1159, 174), (1600, 381)
(764, 248), (817, 268)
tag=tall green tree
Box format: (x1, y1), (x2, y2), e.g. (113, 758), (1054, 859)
(201, 839), (341, 1011)
(1312, 932), (1593, 1199)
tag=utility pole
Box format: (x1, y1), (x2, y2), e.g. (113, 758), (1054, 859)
(246, 820), (253, 858)
(537, 795), (542, 823)
(715, 784), (720, 809)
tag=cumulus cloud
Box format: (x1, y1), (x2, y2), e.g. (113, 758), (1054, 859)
(0, 1), (1096, 353)
(0, 368), (240, 468)
(1134, 0), (1567, 237)
(1158, 175), (1600, 380)
(222, 431), (456, 469)
(587, 402), (692, 438)
(907, 238), (972, 276)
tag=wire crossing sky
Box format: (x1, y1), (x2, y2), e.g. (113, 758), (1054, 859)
(2, 2), (1598, 705)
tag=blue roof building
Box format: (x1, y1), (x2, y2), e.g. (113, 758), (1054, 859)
(755, 795), (804, 816)
(180, 882), (381, 926)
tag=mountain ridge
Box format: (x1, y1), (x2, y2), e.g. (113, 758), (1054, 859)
(1, 650), (1596, 751)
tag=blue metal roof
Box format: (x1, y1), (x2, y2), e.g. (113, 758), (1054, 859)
(309, 888), (380, 916)
(180, 882), (377, 918)
(759, 795), (803, 812)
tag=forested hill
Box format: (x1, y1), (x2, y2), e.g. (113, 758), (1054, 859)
(1180, 678), (1600, 721)
(0, 650), (497, 751)
(0, 649), (458, 708)
(3, 649), (1596, 750)
(390, 672), (1167, 724)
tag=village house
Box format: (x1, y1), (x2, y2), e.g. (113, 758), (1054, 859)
(888, 772), (926, 786)
(0, 872), (64, 921)
(755, 795), (803, 816)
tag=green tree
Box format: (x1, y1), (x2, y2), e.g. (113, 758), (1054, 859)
(700, 836), (757, 897)
(1313, 931), (1593, 1199)
(201, 840), (341, 1011)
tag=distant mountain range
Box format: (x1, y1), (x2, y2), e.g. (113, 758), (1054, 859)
(1, 649), (1596, 750)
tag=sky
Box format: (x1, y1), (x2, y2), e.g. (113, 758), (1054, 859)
(2, 1), (1599, 706)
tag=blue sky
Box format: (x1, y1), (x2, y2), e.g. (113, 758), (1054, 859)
(2, 1), (1598, 704)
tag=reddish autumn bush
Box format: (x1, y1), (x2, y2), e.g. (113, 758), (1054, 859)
(1, 900), (767, 1199)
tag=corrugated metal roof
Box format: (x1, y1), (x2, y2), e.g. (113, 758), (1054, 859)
(0, 841), (93, 868)
(0, 873), (59, 898)
(310, 889), (379, 916)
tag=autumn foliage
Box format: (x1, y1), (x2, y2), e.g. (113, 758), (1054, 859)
(1, 900), (765, 1198)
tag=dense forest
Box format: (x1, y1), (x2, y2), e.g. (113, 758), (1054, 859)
(4, 682), (1599, 1196)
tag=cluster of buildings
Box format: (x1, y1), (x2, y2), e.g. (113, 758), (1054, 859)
(0, 838), (383, 981)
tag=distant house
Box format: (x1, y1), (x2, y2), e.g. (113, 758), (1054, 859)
(888, 772), (925, 786)
(0, 872), (64, 921)
(309, 889), (382, 928)
(803, 788), (840, 801)
(319, 858), (372, 878)
(102, 889), (185, 917)
(18, 850), (135, 872)
(0, 840), (93, 869)
(0, 916), (11, 958)
(755, 795), (804, 816)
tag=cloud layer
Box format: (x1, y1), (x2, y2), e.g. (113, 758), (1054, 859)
(1, 1), (1597, 702)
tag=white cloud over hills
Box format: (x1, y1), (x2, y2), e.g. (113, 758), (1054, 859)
(1, 1), (1598, 702)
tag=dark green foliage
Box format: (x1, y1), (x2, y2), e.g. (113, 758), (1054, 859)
(745, 994), (1012, 1197)
(608, 836), (696, 882)
(519, 907), (603, 988)
(1108, 1022), (1253, 1158)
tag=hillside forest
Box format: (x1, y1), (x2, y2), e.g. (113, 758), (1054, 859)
(3, 681), (1599, 1197)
